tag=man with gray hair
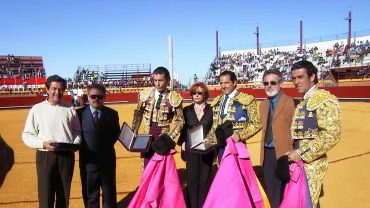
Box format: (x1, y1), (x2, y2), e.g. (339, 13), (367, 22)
(259, 69), (296, 208)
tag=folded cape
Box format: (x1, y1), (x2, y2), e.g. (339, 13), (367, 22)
(203, 137), (270, 208)
(280, 160), (313, 208)
(128, 149), (186, 208)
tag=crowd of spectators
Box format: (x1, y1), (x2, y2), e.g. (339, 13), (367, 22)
(3, 40), (370, 93)
(328, 40), (370, 67)
(0, 54), (46, 90)
(1, 54), (46, 78)
(206, 40), (370, 85)
(67, 68), (153, 90)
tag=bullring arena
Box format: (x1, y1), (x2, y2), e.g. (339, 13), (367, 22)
(2, 6), (370, 207)
(0, 101), (370, 208)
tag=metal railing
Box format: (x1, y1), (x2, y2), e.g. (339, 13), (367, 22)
(74, 64), (152, 82)
(222, 29), (370, 51)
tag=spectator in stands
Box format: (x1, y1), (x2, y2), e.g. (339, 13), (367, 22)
(22, 75), (81, 208)
(194, 74), (198, 83)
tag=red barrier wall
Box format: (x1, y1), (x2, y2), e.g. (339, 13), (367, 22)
(0, 77), (46, 85)
(1, 86), (370, 108)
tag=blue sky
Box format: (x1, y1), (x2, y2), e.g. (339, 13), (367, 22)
(1, 0), (369, 85)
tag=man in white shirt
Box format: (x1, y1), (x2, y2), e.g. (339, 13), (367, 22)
(22, 75), (81, 208)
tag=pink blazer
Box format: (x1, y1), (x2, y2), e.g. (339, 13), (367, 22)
(128, 149), (186, 208)
(280, 160), (312, 208)
(203, 137), (267, 208)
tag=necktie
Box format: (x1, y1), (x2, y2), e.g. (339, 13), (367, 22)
(265, 99), (275, 144)
(156, 94), (163, 110)
(220, 94), (229, 116)
(93, 111), (99, 123)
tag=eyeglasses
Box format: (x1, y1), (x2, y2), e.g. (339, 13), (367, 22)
(90, 95), (104, 100)
(191, 91), (204, 96)
(263, 81), (278, 86)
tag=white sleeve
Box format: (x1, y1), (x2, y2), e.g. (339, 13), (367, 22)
(71, 108), (82, 144)
(22, 107), (44, 149)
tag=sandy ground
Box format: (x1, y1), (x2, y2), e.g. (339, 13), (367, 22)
(0, 102), (369, 208)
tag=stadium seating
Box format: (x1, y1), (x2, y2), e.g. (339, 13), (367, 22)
(68, 64), (152, 90)
(207, 36), (370, 84)
(0, 55), (46, 88)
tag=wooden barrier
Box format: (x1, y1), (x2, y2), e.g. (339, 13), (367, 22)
(1, 85), (370, 108)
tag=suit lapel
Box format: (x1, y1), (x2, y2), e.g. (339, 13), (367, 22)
(200, 104), (212, 123)
(273, 93), (287, 122)
(261, 100), (269, 131)
(189, 104), (199, 122)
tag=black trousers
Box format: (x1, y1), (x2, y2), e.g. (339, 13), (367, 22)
(80, 164), (117, 208)
(36, 150), (75, 208)
(262, 147), (285, 208)
(186, 150), (214, 208)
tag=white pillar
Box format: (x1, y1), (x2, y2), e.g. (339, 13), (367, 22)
(168, 35), (174, 90)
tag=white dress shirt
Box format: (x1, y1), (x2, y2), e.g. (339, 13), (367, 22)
(303, 85), (317, 100)
(222, 88), (238, 115)
(154, 89), (168, 106)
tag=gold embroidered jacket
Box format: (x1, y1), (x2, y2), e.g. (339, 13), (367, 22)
(206, 91), (261, 143)
(132, 87), (184, 139)
(293, 86), (341, 163)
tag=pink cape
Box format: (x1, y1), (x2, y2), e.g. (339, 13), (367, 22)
(280, 160), (313, 208)
(128, 149), (186, 208)
(203, 137), (268, 208)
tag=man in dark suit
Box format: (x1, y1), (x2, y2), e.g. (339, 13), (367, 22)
(77, 83), (120, 208)
(259, 69), (295, 208)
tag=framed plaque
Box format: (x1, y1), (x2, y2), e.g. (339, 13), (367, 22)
(50, 142), (80, 151)
(118, 122), (152, 152)
(188, 125), (216, 153)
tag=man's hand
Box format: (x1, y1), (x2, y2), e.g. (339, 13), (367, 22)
(231, 132), (241, 142)
(43, 140), (57, 151)
(181, 142), (186, 151)
(286, 150), (301, 162)
(203, 138), (210, 144)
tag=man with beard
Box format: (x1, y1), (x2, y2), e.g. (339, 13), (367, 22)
(259, 69), (295, 208)
(287, 60), (341, 207)
(22, 75), (81, 208)
(205, 70), (261, 162)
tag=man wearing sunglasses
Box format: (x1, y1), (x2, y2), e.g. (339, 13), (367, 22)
(205, 70), (261, 162)
(259, 69), (296, 208)
(77, 83), (120, 208)
(132, 66), (184, 170)
(286, 60), (341, 208)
